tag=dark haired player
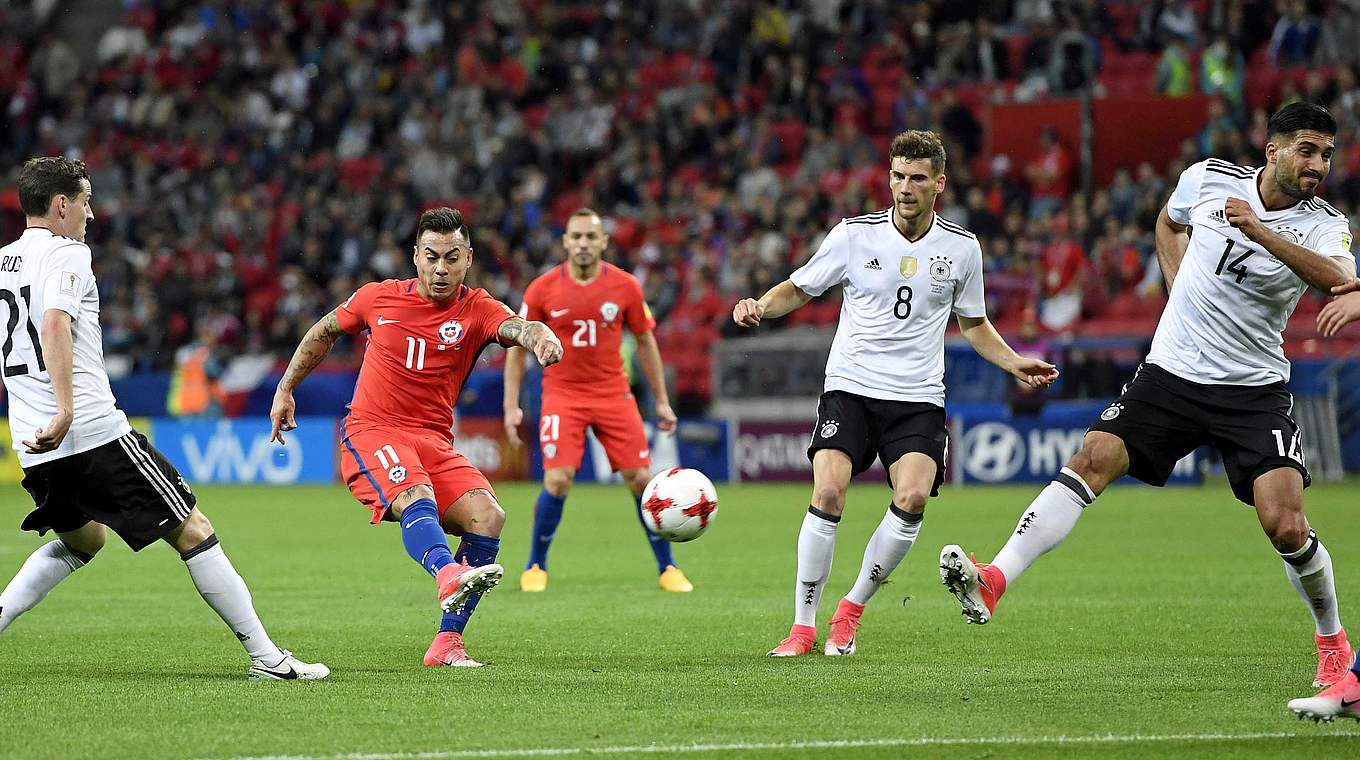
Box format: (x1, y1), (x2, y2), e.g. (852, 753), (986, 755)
(0, 157), (328, 680)
(940, 102), (1357, 690)
(270, 207), (562, 667)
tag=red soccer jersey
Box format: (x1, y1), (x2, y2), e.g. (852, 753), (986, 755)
(336, 279), (516, 436)
(519, 262), (656, 395)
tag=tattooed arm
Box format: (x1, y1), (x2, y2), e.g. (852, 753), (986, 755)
(497, 317), (563, 367)
(270, 310), (347, 444)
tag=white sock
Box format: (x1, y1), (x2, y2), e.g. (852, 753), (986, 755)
(845, 506), (922, 606)
(0, 540), (89, 634)
(793, 507), (839, 628)
(991, 467), (1091, 583)
(183, 537), (282, 662)
(1281, 530), (1342, 637)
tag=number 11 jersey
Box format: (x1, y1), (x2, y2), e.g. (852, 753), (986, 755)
(1149, 159), (1354, 386)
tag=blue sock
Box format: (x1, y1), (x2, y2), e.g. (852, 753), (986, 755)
(439, 532), (501, 634)
(400, 498), (453, 578)
(527, 490), (566, 570)
(634, 493), (675, 575)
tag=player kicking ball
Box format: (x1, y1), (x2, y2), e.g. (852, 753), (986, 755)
(0, 157), (327, 680)
(940, 102), (1357, 690)
(271, 207), (562, 667)
(504, 208), (690, 593)
(733, 130), (1057, 657)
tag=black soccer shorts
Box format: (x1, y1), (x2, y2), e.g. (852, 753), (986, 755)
(1088, 363), (1310, 506)
(807, 389), (948, 495)
(20, 430), (197, 551)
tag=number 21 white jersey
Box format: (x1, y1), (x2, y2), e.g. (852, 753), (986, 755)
(0, 228), (130, 467)
(1148, 159), (1354, 386)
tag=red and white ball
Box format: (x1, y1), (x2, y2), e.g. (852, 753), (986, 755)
(640, 467), (719, 542)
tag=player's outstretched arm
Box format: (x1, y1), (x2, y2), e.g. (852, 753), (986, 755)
(498, 317), (563, 367)
(1154, 204), (1190, 290)
(634, 330), (677, 432)
(732, 280), (812, 327)
(270, 310), (346, 444)
(22, 309), (75, 454)
(503, 345), (529, 448)
(1225, 197), (1356, 291)
(1318, 291), (1360, 337)
(957, 315), (1059, 390)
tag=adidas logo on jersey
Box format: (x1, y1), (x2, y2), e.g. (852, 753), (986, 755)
(864, 258), (882, 270)
(1207, 208), (1228, 226)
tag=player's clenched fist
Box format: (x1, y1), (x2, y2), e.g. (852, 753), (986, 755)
(733, 298), (765, 327)
(535, 332), (564, 366)
(1224, 197), (1265, 240)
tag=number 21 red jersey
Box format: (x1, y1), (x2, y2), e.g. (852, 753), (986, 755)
(518, 262), (655, 396)
(336, 279), (516, 437)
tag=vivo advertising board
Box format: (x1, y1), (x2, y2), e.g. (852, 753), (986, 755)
(152, 417), (338, 484)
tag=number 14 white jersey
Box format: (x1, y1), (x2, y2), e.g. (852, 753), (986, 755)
(0, 228), (129, 467)
(1148, 159), (1354, 386)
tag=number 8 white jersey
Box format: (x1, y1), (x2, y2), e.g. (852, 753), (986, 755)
(0, 228), (130, 467)
(790, 210), (986, 406)
(1148, 159), (1355, 386)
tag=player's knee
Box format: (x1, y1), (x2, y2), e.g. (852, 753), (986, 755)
(543, 470), (573, 497)
(1066, 440), (1123, 494)
(892, 487), (928, 513)
(811, 485), (846, 515)
(469, 493), (506, 535)
(1263, 511), (1310, 553)
(169, 510), (215, 552)
(60, 523), (105, 558)
(620, 468), (650, 495)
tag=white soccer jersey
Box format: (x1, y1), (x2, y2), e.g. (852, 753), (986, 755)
(790, 209), (986, 406)
(1148, 159), (1356, 385)
(0, 228), (130, 467)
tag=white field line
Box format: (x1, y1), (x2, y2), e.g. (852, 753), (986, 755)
(203, 730), (1360, 760)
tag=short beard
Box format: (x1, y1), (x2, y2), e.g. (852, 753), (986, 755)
(1276, 175), (1315, 201)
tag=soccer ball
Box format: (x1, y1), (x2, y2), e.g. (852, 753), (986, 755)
(640, 467), (719, 542)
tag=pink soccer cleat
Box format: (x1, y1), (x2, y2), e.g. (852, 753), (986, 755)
(824, 598), (864, 656)
(1289, 670), (1360, 722)
(1315, 630), (1355, 688)
(939, 545), (1007, 625)
(423, 631), (484, 668)
(435, 559), (504, 614)
(768, 624), (816, 657)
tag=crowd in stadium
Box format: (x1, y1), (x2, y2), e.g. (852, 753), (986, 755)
(2, 0), (1360, 406)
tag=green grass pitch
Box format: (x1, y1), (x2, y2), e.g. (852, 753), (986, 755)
(2, 479), (1359, 759)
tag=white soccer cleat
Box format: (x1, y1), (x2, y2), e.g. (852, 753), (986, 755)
(939, 545), (1003, 625)
(436, 560), (505, 614)
(248, 650), (330, 681)
(1289, 671), (1360, 722)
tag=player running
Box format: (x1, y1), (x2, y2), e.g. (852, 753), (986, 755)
(939, 102), (1357, 690)
(503, 208), (689, 593)
(0, 157), (328, 680)
(270, 207), (562, 667)
(732, 130), (1058, 657)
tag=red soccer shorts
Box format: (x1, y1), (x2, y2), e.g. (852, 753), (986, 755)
(539, 391), (651, 472)
(340, 423), (494, 524)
